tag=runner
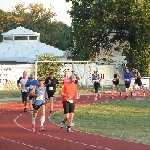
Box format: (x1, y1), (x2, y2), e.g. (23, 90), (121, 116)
(45, 72), (59, 114)
(124, 68), (133, 99)
(92, 71), (102, 101)
(110, 68), (122, 99)
(61, 70), (70, 84)
(71, 70), (80, 85)
(30, 78), (46, 132)
(133, 68), (146, 96)
(17, 71), (29, 112)
(59, 74), (79, 133)
(25, 73), (38, 114)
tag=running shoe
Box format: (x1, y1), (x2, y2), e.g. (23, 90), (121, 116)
(60, 121), (66, 129)
(30, 110), (33, 115)
(32, 125), (35, 132)
(24, 108), (27, 112)
(40, 126), (45, 131)
(110, 96), (114, 99)
(50, 109), (53, 114)
(125, 96), (128, 99)
(94, 97), (97, 101)
(67, 127), (73, 133)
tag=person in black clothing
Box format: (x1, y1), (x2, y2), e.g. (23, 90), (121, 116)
(45, 72), (59, 114)
(133, 68), (145, 96)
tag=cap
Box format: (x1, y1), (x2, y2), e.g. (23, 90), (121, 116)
(49, 72), (53, 75)
(69, 75), (76, 80)
(71, 70), (75, 72)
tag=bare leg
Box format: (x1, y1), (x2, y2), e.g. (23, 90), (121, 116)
(49, 97), (54, 112)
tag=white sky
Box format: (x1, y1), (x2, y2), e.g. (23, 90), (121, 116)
(0, 0), (72, 26)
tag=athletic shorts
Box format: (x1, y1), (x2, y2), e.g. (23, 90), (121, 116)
(63, 101), (75, 114)
(47, 92), (55, 98)
(125, 83), (130, 88)
(113, 80), (119, 85)
(32, 103), (45, 110)
(29, 96), (34, 100)
(21, 92), (28, 102)
(94, 82), (100, 93)
(134, 81), (142, 86)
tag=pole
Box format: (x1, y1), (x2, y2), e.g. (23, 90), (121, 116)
(35, 61), (37, 79)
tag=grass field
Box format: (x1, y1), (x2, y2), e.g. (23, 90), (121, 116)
(0, 91), (21, 99)
(51, 99), (150, 145)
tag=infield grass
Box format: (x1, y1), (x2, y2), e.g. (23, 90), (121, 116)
(51, 99), (150, 145)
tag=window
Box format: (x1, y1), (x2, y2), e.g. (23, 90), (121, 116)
(3, 36), (13, 40)
(14, 36), (28, 40)
(29, 36), (38, 40)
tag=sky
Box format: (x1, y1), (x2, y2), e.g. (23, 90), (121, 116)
(0, 0), (72, 26)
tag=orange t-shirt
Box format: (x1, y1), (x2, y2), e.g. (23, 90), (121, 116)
(61, 82), (78, 101)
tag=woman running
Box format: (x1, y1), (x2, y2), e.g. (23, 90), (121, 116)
(61, 70), (70, 84)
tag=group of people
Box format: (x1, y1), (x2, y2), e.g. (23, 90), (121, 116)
(17, 70), (80, 133)
(92, 67), (146, 100)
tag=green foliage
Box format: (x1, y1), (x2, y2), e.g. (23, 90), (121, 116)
(36, 53), (63, 79)
(0, 3), (72, 51)
(66, 0), (150, 76)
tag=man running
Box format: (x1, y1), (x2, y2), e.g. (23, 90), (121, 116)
(110, 68), (122, 99)
(133, 68), (146, 96)
(25, 73), (38, 114)
(17, 71), (29, 112)
(124, 68), (133, 99)
(30, 78), (46, 132)
(60, 74), (79, 133)
(45, 72), (59, 114)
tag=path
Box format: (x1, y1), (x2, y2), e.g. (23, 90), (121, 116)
(0, 91), (150, 150)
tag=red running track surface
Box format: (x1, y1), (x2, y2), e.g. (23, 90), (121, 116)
(0, 91), (150, 150)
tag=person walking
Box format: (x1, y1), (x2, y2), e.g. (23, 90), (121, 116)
(45, 72), (59, 114)
(92, 71), (102, 101)
(30, 78), (46, 132)
(71, 70), (80, 85)
(25, 73), (38, 114)
(61, 70), (70, 84)
(17, 71), (29, 112)
(59, 74), (79, 133)
(124, 68), (133, 99)
(110, 68), (122, 99)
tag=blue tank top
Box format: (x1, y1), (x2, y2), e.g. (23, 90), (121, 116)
(33, 86), (46, 105)
(25, 79), (39, 91)
(92, 75), (99, 83)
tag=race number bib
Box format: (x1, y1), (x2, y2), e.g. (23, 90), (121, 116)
(93, 80), (99, 82)
(67, 100), (73, 103)
(49, 87), (53, 90)
(125, 79), (130, 81)
(113, 79), (116, 81)
(36, 95), (44, 100)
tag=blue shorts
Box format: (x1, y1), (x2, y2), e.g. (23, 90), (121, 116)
(21, 92), (28, 102)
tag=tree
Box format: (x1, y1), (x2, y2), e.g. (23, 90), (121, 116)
(66, 0), (150, 76)
(36, 53), (63, 80)
(0, 3), (72, 51)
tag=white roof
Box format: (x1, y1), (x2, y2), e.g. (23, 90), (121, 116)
(2, 27), (39, 36)
(0, 41), (65, 62)
(0, 27), (66, 62)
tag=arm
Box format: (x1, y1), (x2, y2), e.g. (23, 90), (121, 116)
(59, 85), (70, 98)
(17, 77), (22, 87)
(30, 86), (39, 97)
(44, 78), (49, 86)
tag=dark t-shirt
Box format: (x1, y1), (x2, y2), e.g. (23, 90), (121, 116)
(45, 77), (59, 93)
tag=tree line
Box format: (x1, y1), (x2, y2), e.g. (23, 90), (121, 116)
(0, 3), (72, 51)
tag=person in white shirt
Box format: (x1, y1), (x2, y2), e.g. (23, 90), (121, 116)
(17, 71), (29, 112)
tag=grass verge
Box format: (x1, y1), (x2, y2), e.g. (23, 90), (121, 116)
(0, 91), (21, 99)
(51, 99), (150, 145)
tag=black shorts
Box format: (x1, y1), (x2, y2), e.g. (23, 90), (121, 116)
(47, 91), (55, 98)
(134, 81), (142, 86)
(32, 103), (45, 110)
(63, 101), (75, 114)
(113, 80), (119, 85)
(29, 96), (34, 100)
(21, 92), (28, 102)
(125, 83), (130, 88)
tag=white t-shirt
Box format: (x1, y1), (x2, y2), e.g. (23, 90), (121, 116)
(20, 78), (28, 92)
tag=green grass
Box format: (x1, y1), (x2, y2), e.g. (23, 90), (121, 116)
(51, 99), (150, 145)
(0, 91), (21, 99)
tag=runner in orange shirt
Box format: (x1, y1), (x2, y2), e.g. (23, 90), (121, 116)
(60, 74), (80, 133)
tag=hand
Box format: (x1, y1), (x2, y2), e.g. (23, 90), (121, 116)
(48, 80), (51, 84)
(66, 94), (71, 98)
(36, 94), (40, 97)
(17, 84), (20, 88)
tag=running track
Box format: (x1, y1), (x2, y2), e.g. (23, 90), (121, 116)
(0, 91), (150, 150)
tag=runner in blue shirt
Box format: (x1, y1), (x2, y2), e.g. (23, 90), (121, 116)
(30, 78), (46, 132)
(25, 73), (38, 114)
(124, 68), (133, 99)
